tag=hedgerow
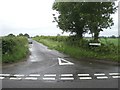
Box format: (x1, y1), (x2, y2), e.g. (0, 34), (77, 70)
(2, 36), (29, 63)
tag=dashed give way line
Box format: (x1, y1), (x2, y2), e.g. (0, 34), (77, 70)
(0, 72), (120, 81)
(0, 77), (5, 79)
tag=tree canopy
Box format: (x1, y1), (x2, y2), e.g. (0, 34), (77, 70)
(18, 33), (30, 38)
(8, 34), (15, 37)
(52, 2), (117, 41)
(24, 33), (30, 38)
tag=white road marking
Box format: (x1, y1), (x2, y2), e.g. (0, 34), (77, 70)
(79, 77), (92, 80)
(0, 77), (5, 79)
(14, 74), (25, 77)
(60, 77), (74, 80)
(60, 74), (73, 77)
(29, 74), (40, 77)
(112, 76), (120, 79)
(43, 78), (56, 80)
(94, 73), (105, 76)
(44, 74), (56, 77)
(78, 74), (90, 76)
(1, 72), (120, 81)
(10, 77), (22, 80)
(58, 58), (74, 65)
(109, 73), (120, 75)
(97, 76), (108, 79)
(0, 74), (10, 76)
(25, 77), (38, 80)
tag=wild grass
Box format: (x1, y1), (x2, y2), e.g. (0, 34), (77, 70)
(99, 38), (118, 46)
(33, 36), (119, 62)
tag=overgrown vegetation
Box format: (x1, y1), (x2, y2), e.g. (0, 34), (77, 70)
(2, 36), (29, 63)
(33, 36), (119, 62)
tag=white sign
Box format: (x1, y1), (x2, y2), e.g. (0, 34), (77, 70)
(89, 43), (101, 46)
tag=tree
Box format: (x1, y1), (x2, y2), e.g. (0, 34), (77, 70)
(18, 33), (24, 36)
(52, 2), (87, 38)
(82, 2), (117, 42)
(110, 35), (116, 38)
(52, 2), (117, 41)
(8, 34), (15, 37)
(24, 33), (30, 38)
(57, 34), (60, 36)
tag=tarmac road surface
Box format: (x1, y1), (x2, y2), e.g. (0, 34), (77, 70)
(1, 39), (120, 88)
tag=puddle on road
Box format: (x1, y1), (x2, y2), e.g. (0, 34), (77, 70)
(29, 56), (39, 63)
(30, 60), (39, 63)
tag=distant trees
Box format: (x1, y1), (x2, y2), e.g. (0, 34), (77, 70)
(119, 35), (120, 38)
(8, 34), (15, 37)
(18, 33), (30, 38)
(18, 33), (24, 37)
(6, 33), (30, 38)
(52, 2), (117, 42)
(24, 33), (30, 38)
(110, 35), (116, 38)
(57, 34), (60, 36)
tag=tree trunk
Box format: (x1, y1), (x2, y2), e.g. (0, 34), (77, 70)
(76, 30), (83, 39)
(93, 32), (99, 42)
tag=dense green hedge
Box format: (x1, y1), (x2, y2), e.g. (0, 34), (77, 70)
(2, 36), (29, 63)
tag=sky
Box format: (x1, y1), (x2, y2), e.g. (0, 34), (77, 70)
(0, 0), (119, 37)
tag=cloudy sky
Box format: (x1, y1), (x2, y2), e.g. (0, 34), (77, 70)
(0, 0), (119, 37)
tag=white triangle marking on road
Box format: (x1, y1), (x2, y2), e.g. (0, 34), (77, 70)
(58, 58), (74, 65)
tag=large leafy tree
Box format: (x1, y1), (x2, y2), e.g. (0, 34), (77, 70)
(53, 2), (87, 38)
(81, 2), (117, 41)
(52, 2), (117, 41)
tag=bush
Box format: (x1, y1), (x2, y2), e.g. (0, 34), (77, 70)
(2, 36), (29, 63)
(89, 42), (118, 54)
(2, 37), (16, 54)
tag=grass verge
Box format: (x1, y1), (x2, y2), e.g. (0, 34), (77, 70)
(33, 37), (119, 62)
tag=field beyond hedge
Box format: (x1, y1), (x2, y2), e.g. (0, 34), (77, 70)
(33, 36), (119, 62)
(2, 36), (29, 63)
